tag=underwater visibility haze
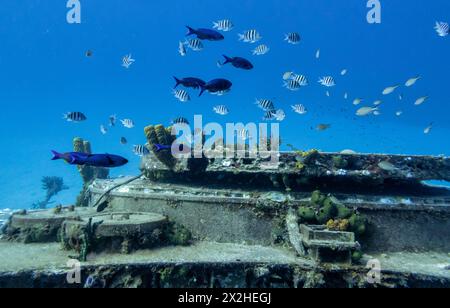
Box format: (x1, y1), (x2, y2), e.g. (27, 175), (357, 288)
(0, 1), (449, 212)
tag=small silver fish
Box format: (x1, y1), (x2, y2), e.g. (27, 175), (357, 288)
(396, 111), (403, 116)
(373, 100), (382, 106)
(414, 96), (428, 106)
(424, 123), (433, 134)
(382, 85), (399, 95)
(100, 125), (107, 135)
(316, 49), (320, 59)
(356, 107), (378, 116)
(341, 69), (348, 76)
(405, 76), (421, 87)
(353, 98), (363, 106)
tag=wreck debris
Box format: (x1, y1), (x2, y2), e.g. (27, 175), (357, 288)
(300, 224), (360, 265)
(286, 208), (306, 256)
(2, 207), (94, 243)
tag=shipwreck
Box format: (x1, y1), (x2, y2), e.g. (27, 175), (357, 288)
(0, 125), (449, 288)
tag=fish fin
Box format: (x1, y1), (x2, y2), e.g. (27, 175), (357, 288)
(51, 150), (62, 160)
(186, 26), (196, 36)
(173, 76), (181, 88)
(238, 33), (245, 41)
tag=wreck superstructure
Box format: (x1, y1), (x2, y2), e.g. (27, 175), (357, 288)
(1, 129), (449, 288)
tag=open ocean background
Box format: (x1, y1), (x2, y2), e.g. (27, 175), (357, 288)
(0, 0), (449, 210)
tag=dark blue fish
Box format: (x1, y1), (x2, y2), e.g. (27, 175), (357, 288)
(199, 79), (233, 97)
(51, 151), (128, 168)
(186, 26), (224, 41)
(173, 77), (206, 90)
(154, 144), (190, 153)
(221, 55), (254, 70)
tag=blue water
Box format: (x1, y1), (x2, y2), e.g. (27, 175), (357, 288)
(0, 0), (449, 209)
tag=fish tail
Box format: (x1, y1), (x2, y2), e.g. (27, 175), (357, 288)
(153, 144), (164, 153)
(186, 26), (196, 36)
(199, 85), (206, 97)
(51, 150), (62, 161)
(238, 33), (245, 41)
(222, 55), (232, 64)
(173, 76), (181, 88)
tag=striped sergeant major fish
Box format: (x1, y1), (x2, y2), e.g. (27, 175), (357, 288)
(213, 19), (234, 32)
(290, 74), (308, 86)
(185, 38), (204, 51)
(173, 89), (191, 102)
(283, 79), (302, 91)
(122, 54), (135, 69)
(121, 119), (135, 128)
(318, 76), (336, 87)
(252, 44), (270, 55)
(213, 105), (229, 115)
(291, 104), (307, 115)
(255, 99), (275, 111)
(172, 117), (190, 126)
(434, 21), (449, 37)
(63, 112), (87, 122)
(178, 41), (187, 56)
(238, 30), (262, 43)
(133, 145), (150, 157)
(285, 32), (301, 44)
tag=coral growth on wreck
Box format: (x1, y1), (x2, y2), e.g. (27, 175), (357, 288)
(73, 137), (109, 207)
